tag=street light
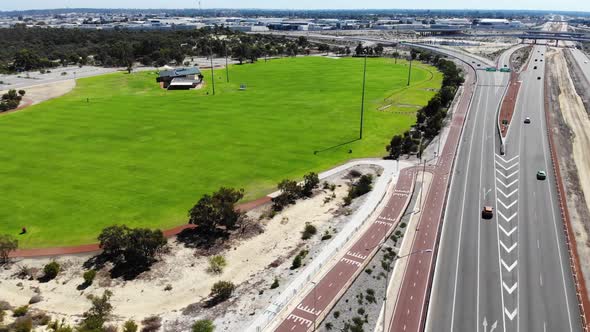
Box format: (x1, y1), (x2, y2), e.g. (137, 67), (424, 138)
(382, 248), (433, 332)
(359, 49), (368, 139)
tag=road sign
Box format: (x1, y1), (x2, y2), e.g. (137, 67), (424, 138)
(486, 67), (497, 72)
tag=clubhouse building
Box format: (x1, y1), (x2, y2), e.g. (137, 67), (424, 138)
(156, 67), (203, 90)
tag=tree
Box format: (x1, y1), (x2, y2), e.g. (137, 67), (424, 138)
(210, 281), (235, 304)
(355, 43), (364, 56)
(301, 172), (320, 197)
(374, 44), (384, 56)
(192, 319), (215, 332)
(386, 134), (403, 160)
(0, 234), (18, 264)
(272, 179), (301, 211)
(98, 225), (167, 267)
(188, 187), (245, 235)
(83, 270), (97, 286)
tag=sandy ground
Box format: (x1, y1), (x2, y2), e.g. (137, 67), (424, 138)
(546, 48), (590, 296)
(0, 165), (381, 331)
(1, 80), (76, 108)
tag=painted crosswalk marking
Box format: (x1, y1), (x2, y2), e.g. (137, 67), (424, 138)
(287, 314), (313, 327)
(346, 251), (367, 260)
(296, 304), (321, 316)
(341, 257), (362, 267)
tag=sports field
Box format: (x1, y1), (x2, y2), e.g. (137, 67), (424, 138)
(0, 56), (442, 248)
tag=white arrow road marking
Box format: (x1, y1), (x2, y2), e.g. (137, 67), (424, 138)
(483, 317), (488, 332)
(497, 188), (518, 199)
(500, 241), (517, 253)
(496, 155), (520, 164)
(503, 281), (518, 294)
(495, 161), (519, 171)
(499, 225), (517, 237)
(501, 259), (518, 272)
(497, 178), (519, 188)
(496, 169), (519, 179)
(497, 211), (517, 222)
(490, 320), (498, 332)
(498, 200), (518, 210)
(505, 308), (518, 320)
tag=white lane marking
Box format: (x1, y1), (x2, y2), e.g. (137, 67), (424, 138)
(496, 169), (519, 179)
(495, 161), (519, 171)
(496, 178), (519, 188)
(499, 225), (517, 237)
(500, 241), (517, 253)
(496, 154), (519, 165)
(498, 200), (518, 210)
(497, 211), (517, 222)
(501, 259), (518, 272)
(503, 281), (518, 294)
(540, 273), (543, 287)
(497, 188), (518, 199)
(505, 308), (518, 321)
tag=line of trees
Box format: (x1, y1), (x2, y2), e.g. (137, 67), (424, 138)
(386, 48), (465, 159)
(0, 25), (346, 73)
(272, 172), (320, 212)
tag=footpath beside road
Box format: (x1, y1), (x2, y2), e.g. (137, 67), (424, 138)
(387, 55), (477, 332)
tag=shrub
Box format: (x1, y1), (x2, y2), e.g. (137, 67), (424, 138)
(321, 231), (332, 241)
(207, 255), (227, 274)
(270, 277), (280, 289)
(333, 311), (340, 318)
(0, 234), (18, 264)
(192, 319), (215, 332)
(301, 223), (317, 240)
(348, 169), (362, 178)
(123, 320), (138, 332)
(13, 305), (28, 317)
(43, 261), (60, 280)
(301, 172), (320, 197)
(30, 311), (50, 326)
(140, 316), (161, 332)
(0, 309), (4, 323)
(210, 281), (235, 304)
(291, 255), (302, 269)
(12, 316), (32, 332)
(400, 222), (407, 228)
(326, 322), (333, 330)
(18, 90), (25, 96)
(83, 270), (97, 285)
(343, 195), (353, 206)
(79, 290), (113, 331)
(365, 268), (372, 275)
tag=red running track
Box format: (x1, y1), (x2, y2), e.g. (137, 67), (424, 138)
(273, 167), (417, 332)
(388, 63), (477, 332)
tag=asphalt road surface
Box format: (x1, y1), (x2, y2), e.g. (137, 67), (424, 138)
(425, 43), (583, 332)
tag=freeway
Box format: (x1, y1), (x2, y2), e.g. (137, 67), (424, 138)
(425, 34), (583, 332)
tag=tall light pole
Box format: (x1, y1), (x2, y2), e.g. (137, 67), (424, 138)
(224, 41), (229, 83)
(209, 43), (215, 95)
(359, 50), (368, 140)
(383, 248), (433, 332)
(407, 56), (413, 86)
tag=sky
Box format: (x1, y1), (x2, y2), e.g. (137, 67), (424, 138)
(2, 0), (590, 12)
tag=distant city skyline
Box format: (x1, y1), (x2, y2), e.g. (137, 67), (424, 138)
(2, 0), (590, 12)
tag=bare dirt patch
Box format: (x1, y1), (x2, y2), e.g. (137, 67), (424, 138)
(1, 80), (76, 112)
